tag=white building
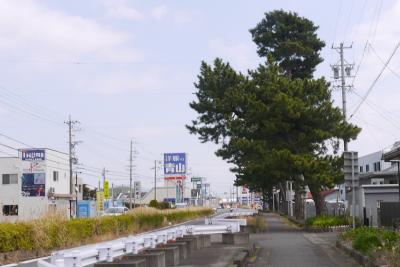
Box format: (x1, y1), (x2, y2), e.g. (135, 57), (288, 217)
(0, 148), (82, 222)
(358, 151), (391, 177)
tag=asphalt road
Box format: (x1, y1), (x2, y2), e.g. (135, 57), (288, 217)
(252, 213), (359, 267)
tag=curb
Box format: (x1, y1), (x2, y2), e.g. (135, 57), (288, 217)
(335, 240), (381, 267)
(305, 225), (351, 233)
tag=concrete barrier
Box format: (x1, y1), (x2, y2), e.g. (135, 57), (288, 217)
(94, 259), (146, 267)
(175, 237), (196, 252)
(145, 247), (179, 266)
(222, 233), (249, 245)
(199, 235), (211, 248)
(123, 251), (165, 267)
(165, 242), (187, 260)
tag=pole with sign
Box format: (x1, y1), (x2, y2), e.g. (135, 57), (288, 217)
(104, 180), (110, 199)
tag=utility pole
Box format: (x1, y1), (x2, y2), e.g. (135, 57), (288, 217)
(331, 42), (353, 152)
(102, 167), (106, 191)
(129, 140), (133, 209)
(154, 160), (157, 201)
(65, 115), (79, 218)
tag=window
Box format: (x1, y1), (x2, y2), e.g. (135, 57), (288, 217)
(373, 162), (381, 172)
(53, 171), (59, 182)
(371, 178), (384, 185)
(360, 166), (363, 173)
(366, 164), (370, 172)
(2, 174), (18, 185)
(2, 205), (18, 216)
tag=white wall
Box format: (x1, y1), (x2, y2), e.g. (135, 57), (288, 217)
(0, 148), (72, 222)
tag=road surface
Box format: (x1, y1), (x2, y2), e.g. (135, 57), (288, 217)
(252, 213), (359, 267)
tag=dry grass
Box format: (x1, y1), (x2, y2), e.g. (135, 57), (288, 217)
(0, 206), (213, 264)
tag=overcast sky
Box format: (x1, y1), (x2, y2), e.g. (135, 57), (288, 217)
(0, 0), (399, 194)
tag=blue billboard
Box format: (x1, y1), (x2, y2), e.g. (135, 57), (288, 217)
(164, 153), (186, 176)
(21, 149), (45, 161)
(21, 173), (45, 197)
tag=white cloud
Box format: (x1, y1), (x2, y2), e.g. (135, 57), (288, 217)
(151, 5), (169, 20)
(0, 0), (140, 62)
(79, 70), (164, 95)
(102, 0), (143, 21)
(208, 39), (261, 72)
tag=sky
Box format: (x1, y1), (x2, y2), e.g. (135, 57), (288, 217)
(0, 0), (399, 195)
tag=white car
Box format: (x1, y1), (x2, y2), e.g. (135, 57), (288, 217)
(102, 207), (129, 216)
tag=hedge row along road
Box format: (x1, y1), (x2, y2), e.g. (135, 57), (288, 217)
(0, 207), (213, 265)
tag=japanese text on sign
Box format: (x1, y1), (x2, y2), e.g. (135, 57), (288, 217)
(164, 153), (186, 175)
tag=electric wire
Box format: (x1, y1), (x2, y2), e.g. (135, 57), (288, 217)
(350, 41), (400, 118)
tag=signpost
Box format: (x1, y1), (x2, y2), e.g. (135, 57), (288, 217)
(96, 191), (105, 212)
(104, 180), (110, 199)
(343, 151), (359, 229)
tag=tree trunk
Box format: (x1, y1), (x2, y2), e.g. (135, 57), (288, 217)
(308, 185), (324, 216)
(293, 181), (305, 219)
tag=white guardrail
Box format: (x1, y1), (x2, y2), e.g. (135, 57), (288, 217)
(37, 209), (257, 267)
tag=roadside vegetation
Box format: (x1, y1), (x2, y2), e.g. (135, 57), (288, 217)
(341, 227), (400, 266)
(246, 215), (267, 233)
(305, 215), (352, 228)
(0, 207), (212, 255)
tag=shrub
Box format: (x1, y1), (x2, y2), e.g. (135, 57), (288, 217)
(157, 201), (170, 210)
(305, 215), (351, 228)
(149, 200), (158, 208)
(0, 207), (213, 254)
(342, 227), (400, 255)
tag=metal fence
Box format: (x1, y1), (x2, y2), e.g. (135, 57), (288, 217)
(379, 202), (400, 227)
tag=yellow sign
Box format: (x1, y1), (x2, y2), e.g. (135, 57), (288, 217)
(104, 180), (110, 199)
(96, 191), (105, 211)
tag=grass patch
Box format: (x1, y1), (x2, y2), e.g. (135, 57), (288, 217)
(0, 207), (212, 254)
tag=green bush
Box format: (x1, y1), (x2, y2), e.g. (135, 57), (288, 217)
(157, 201), (170, 210)
(0, 223), (36, 252)
(305, 215), (350, 228)
(342, 227), (400, 255)
(149, 200), (158, 208)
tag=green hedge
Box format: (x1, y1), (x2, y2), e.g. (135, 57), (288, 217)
(342, 227), (400, 255)
(305, 215), (351, 228)
(0, 208), (212, 253)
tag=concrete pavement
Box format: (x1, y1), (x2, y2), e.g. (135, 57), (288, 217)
(252, 213), (359, 267)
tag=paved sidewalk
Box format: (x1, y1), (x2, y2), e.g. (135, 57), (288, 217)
(251, 213), (359, 267)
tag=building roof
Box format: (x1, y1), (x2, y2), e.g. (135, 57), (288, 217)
(382, 142), (400, 161)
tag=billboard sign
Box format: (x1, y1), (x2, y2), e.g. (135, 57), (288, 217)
(96, 192), (105, 211)
(191, 177), (202, 182)
(104, 180), (110, 199)
(164, 153), (186, 176)
(21, 173), (45, 197)
(21, 149), (45, 161)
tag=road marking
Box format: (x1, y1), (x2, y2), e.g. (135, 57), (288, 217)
(303, 233), (328, 244)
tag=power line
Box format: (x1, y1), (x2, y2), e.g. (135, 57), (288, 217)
(350, 41), (400, 118)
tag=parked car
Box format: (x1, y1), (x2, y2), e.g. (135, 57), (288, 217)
(102, 206), (129, 216)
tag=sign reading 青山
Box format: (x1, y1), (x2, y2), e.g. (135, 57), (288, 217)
(164, 153), (186, 176)
(21, 173), (46, 197)
(21, 149), (46, 161)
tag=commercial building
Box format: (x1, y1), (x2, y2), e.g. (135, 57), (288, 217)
(0, 148), (82, 222)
